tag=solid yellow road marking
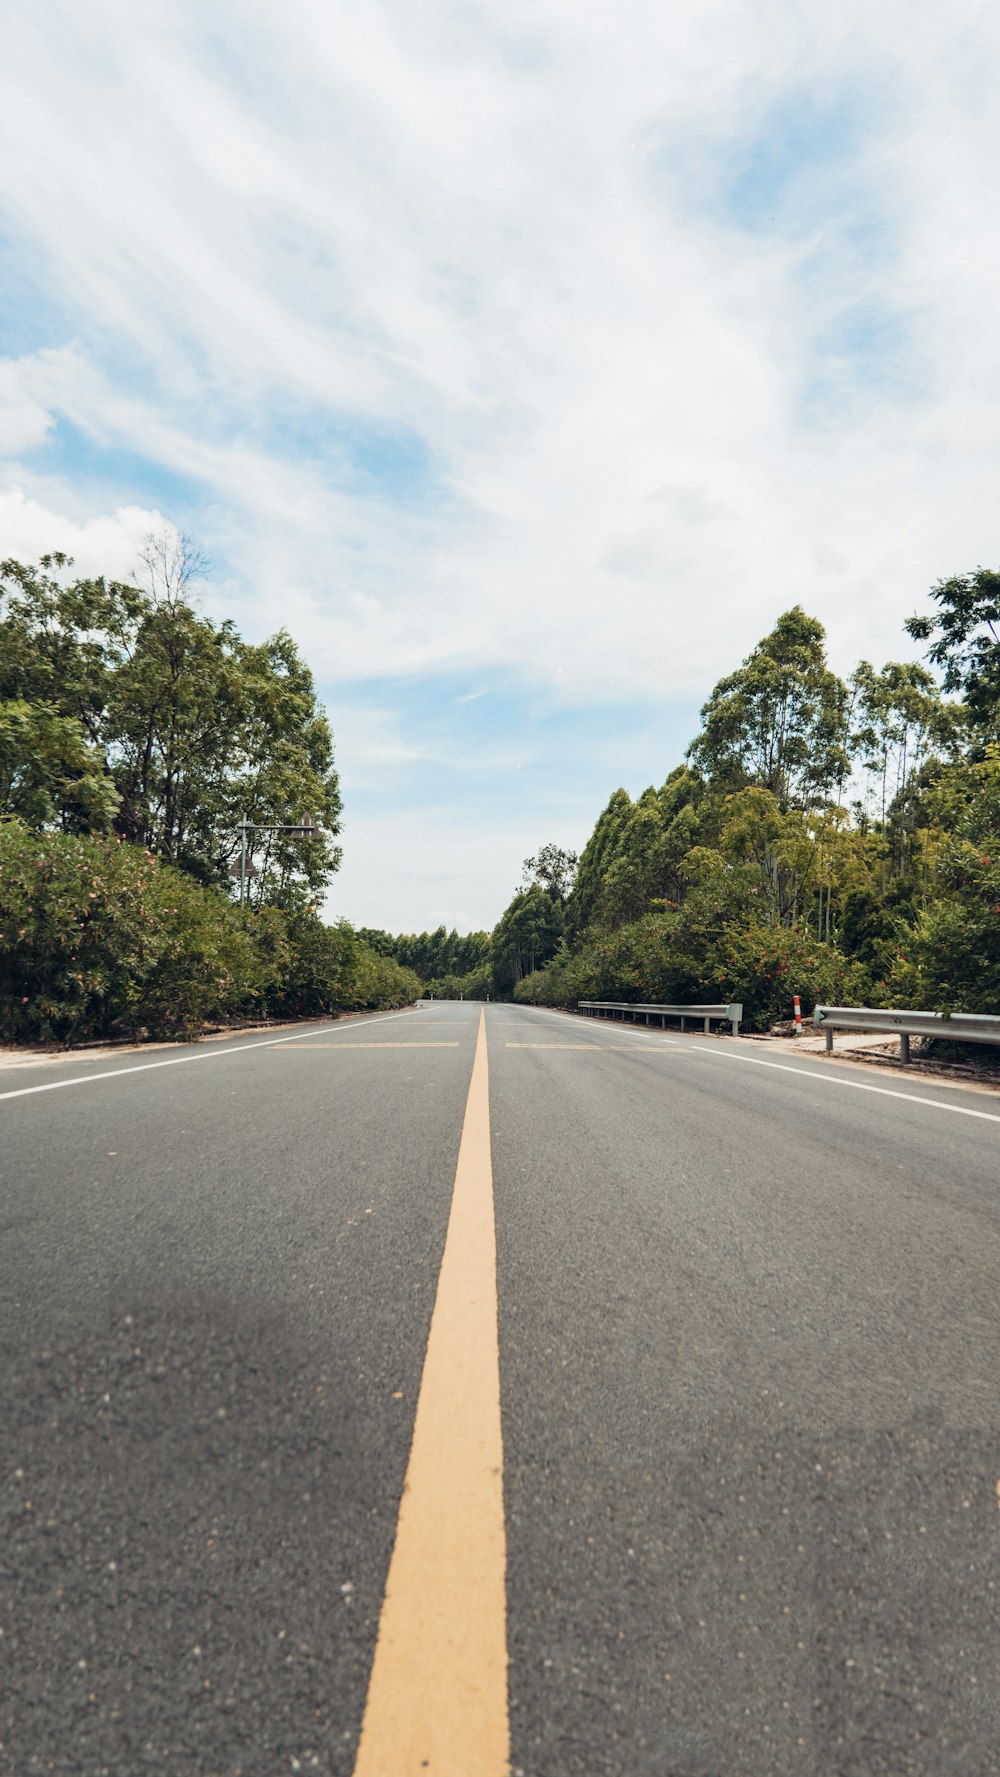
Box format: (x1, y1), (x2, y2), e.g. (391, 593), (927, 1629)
(353, 1008), (508, 1777)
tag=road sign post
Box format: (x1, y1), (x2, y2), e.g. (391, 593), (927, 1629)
(233, 813), (320, 907)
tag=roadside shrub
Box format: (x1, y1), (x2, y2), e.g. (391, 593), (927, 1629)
(514, 966), (565, 1005)
(0, 822), (261, 1041)
(881, 837), (1000, 1013)
(256, 912), (356, 1017)
(347, 940), (422, 1010)
(0, 823), (419, 1043)
(423, 962), (492, 1000)
(699, 918), (865, 1030)
(514, 900), (864, 1031)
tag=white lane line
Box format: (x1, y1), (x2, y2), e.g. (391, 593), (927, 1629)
(577, 1026), (684, 1046)
(0, 1010), (421, 1104)
(532, 1008), (1000, 1121)
(685, 1043), (1000, 1125)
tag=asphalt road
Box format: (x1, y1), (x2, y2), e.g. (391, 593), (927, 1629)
(2, 1002), (999, 1776)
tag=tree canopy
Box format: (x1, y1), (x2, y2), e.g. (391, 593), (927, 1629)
(905, 567), (1000, 726)
(0, 548), (341, 906)
(686, 606), (852, 810)
(507, 583), (1000, 1029)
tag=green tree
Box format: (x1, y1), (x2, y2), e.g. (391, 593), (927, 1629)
(372, 926), (490, 980)
(852, 659), (960, 887)
(563, 788), (635, 943)
(0, 553), (139, 742)
(886, 747), (1000, 1011)
(0, 700), (119, 831)
(0, 553), (342, 904)
(687, 607), (851, 810)
(522, 842), (578, 900)
(906, 567), (1000, 727)
(491, 885), (563, 995)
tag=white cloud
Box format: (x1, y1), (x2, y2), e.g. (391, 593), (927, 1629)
(1, 2), (999, 703)
(0, 358), (56, 457)
(3, 2), (1000, 923)
(0, 484), (172, 579)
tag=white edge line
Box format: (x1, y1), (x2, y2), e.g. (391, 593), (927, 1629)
(536, 1007), (1000, 1126)
(0, 1009), (420, 1103)
(682, 1042), (1000, 1125)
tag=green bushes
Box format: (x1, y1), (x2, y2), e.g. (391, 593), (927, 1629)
(694, 918), (864, 1029)
(0, 823), (247, 1041)
(0, 823), (418, 1043)
(346, 940), (423, 1011)
(885, 838), (1000, 1013)
(422, 962), (492, 1000)
(514, 890), (865, 1031)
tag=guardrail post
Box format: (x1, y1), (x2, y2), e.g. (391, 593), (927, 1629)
(680, 1015), (686, 1031)
(703, 1015), (710, 1033)
(900, 1032), (910, 1064)
(825, 1028), (833, 1054)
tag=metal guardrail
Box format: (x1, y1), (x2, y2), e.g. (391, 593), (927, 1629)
(814, 1005), (1000, 1062)
(578, 1000), (743, 1036)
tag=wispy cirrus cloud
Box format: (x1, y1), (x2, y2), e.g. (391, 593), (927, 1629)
(2, 0), (1000, 924)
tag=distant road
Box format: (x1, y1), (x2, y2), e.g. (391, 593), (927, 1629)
(3, 1003), (999, 1775)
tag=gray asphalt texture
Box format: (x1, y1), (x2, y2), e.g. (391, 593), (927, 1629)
(2, 1001), (999, 1776)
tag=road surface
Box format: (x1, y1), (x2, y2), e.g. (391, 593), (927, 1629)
(2, 1001), (999, 1775)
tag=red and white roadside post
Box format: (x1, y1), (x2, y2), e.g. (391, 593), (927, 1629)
(792, 994), (803, 1036)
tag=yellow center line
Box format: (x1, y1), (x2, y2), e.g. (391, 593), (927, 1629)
(353, 1007), (508, 1777)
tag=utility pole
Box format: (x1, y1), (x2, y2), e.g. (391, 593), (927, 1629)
(235, 813), (319, 909)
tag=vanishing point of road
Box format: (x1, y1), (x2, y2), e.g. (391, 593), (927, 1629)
(2, 1001), (999, 1775)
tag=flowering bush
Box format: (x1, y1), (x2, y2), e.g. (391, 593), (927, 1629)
(0, 823), (262, 1040)
(0, 823), (418, 1042)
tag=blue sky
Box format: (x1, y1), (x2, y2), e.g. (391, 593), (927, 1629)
(2, 0), (1000, 930)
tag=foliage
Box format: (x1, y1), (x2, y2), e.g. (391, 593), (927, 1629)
(905, 567), (1000, 726)
(512, 576), (1000, 1026)
(563, 787), (637, 945)
(359, 925), (490, 981)
(884, 749), (1000, 1011)
(851, 659), (962, 886)
(422, 962), (492, 1000)
(0, 550), (342, 905)
(521, 842), (578, 900)
(0, 699), (120, 832)
(490, 885), (563, 995)
(0, 824), (416, 1044)
(686, 607), (852, 810)
(0, 822), (256, 1042)
(513, 892), (861, 1030)
(346, 942), (423, 1011)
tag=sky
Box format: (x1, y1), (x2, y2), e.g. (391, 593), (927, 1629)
(2, 1), (1000, 933)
